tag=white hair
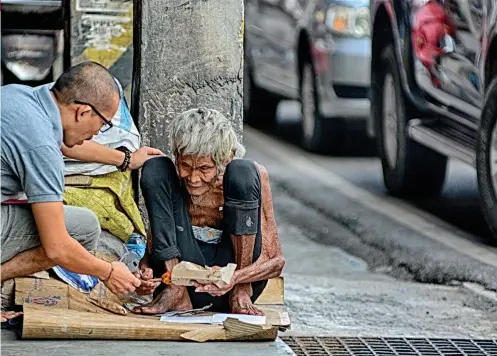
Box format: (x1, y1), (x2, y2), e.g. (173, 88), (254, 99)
(169, 108), (246, 174)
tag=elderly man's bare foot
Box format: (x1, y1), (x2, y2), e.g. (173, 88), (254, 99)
(230, 286), (264, 316)
(132, 285), (192, 315)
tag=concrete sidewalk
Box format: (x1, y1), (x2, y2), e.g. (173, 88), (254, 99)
(1, 330), (295, 356)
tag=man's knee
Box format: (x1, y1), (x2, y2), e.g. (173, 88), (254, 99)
(223, 160), (260, 236)
(141, 156), (175, 191)
(64, 206), (101, 251)
(224, 159), (260, 201)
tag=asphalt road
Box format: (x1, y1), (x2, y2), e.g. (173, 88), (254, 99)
(243, 119), (497, 338)
(272, 101), (493, 244)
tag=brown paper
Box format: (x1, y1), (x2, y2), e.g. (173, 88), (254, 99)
(172, 261), (237, 288)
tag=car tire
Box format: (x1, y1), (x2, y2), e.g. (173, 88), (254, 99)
(243, 60), (279, 129)
(375, 45), (447, 198)
(300, 61), (344, 153)
(476, 76), (497, 241)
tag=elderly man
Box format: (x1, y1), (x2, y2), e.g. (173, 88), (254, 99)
(1, 62), (162, 304)
(133, 108), (285, 316)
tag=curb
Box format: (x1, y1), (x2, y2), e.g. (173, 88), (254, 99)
(462, 282), (497, 303)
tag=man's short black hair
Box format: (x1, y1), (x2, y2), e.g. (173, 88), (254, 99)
(52, 61), (119, 113)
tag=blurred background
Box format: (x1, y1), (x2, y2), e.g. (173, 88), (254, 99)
(1, 0), (493, 250)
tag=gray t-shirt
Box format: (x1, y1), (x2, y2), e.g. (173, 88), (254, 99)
(1, 84), (64, 203)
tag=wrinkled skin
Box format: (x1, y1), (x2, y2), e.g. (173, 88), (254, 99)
(1, 311), (23, 323)
(134, 155), (285, 316)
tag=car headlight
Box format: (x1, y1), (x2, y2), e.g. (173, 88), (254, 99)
(325, 6), (370, 37)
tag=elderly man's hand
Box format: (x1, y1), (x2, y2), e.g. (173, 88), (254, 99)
(133, 266), (160, 295)
(192, 280), (236, 297)
(129, 146), (165, 170)
(192, 267), (237, 297)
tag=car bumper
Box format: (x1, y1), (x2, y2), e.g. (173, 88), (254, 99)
(313, 36), (371, 120)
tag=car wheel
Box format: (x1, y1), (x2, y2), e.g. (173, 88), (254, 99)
(300, 61), (343, 153)
(375, 45), (447, 197)
(243, 60), (279, 129)
(476, 76), (497, 241)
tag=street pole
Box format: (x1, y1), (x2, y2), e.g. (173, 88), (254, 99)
(131, 0), (245, 156)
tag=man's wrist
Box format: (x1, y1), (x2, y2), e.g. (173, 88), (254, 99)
(115, 147), (131, 171)
(112, 150), (126, 167)
(232, 270), (242, 285)
(98, 260), (113, 281)
(164, 258), (179, 272)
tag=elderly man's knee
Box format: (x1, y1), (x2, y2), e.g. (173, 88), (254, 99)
(141, 156), (175, 191)
(64, 206), (101, 251)
(224, 159), (260, 201)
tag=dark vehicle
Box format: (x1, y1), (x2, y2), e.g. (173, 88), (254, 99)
(1, 0), (64, 86)
(369, 0), (497, 238)
(244, 0), (371, 152)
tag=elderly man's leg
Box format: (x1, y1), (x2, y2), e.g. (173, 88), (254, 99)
(135, 156), (204, 314)
(1, 205), (101, 281)
(222, 159), (267, 315)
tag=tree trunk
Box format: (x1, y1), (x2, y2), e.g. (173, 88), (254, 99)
(131, 0), (244, 156)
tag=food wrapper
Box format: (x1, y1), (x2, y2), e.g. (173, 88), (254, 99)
(171, 262), (237, 288)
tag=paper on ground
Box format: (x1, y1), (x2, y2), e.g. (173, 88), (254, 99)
(160, 313), (266, 325)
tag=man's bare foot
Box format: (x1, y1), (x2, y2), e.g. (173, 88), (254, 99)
(132, 285), (192, 315)
(1, 311), (23, 323)
(230, 286), (264, 316)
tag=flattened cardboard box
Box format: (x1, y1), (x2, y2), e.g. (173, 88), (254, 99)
(15, 276), (289, 341)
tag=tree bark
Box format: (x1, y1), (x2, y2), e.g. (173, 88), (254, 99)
(132, 0), (244, 157)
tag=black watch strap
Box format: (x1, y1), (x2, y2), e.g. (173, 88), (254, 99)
(116, 147), (131, 172)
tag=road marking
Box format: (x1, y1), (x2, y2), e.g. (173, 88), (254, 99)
(245, 126), (497, 269)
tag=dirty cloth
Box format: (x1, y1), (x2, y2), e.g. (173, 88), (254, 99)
(52, 266), (99, 294)
(192, 225), (223, 244)
(141, 156), (267, 312)
(63, 170), (145, 242)
(96, 230), (129, 260)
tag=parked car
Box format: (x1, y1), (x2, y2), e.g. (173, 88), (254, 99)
(1, 0), (64, 86)
(244, 0), (371, 152)
(369, 0), (497, 238)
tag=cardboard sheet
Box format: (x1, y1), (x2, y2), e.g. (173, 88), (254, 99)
(14, 276), (289, 341)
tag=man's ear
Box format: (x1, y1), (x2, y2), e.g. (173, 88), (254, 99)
(75, 104), (91, 122)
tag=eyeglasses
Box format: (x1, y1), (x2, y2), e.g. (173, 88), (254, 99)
(74, 100), (114, 133)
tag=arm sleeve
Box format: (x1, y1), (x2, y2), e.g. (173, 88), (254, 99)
(19, 145), (65, 203)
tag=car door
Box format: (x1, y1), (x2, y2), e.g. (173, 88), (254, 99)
(248, 0), (302, 98)
(439, 0), (484, 109)
(413, 0), (484, 121)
